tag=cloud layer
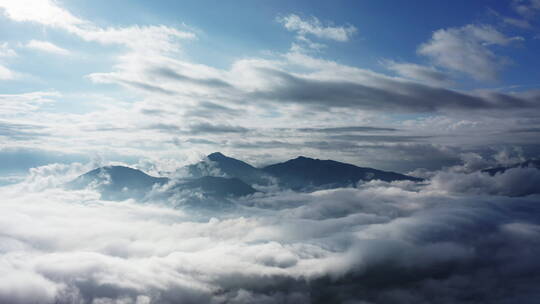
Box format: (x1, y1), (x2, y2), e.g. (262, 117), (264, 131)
(1, 162), (540, 303)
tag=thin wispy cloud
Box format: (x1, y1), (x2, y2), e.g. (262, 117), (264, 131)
(26, 40), (70, 55)
(418, 24), (523, 81)
(277, 14), (357, 42)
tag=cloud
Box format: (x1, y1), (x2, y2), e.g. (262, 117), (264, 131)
(512, 0), (540, 19)
(0, 0), (85, 30)
(73, 25), (195, 54)
(0, 42), (16, 57)
(418, 24), (522, 81)
(383, 60), (451, 86)
(152, 67), (232, 88)
(0, 64), (16, 80)
(277, 14), (357, 42)
(428, 166), (540, 196)
(245, 64), (538, 112)
(0, 147), (87, 174)
(1, 163), (540, 303)
(0, 0), (194, 55)
(0, 42), (17, 79)
(0, 91), (60, 115)
(298, 126), (398, 133)
(0, 120), (46, 139)
(25, 40), (70, 55)
(0, 0), (539, 176)
(145, 122), (249, 135)
(188, 122), (249, 135)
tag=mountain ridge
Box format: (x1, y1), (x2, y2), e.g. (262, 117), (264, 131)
(262, 155), (423, 190)
(68, 153), (424, 202)
(482, 159), (540, 176)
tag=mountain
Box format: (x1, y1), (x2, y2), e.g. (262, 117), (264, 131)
(67, 166), (168, 200)
(482, 159), (540, 176)
(67, 165), (256, 201)
(262, 156), (423, 190)
(67, 154), (423, 202)
(173, 176), (256, 197)
(187, 152), (272, 185)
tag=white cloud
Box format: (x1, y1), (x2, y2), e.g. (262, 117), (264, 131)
(0, 0), (539, 176)
(72, 25), (195, 54)
(0, 0), (195, 55)
(0, 42), (16, 57)
(26, 40), (70, 55)
(0, 0), (85, 30)
(277, 14), (357, 42)
(512, 0), (540, 18)
(428, 166), (540, 196)
(418, 24), (522, 81)
(382, 60), (451, 86)
(0, 163), (540, 303)
(0, 64), (16, 80)
(0, 91), (60, 114)
(0, 42), (17, 80)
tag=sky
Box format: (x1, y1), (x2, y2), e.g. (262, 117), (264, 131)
(2, 2), (540, 303)
(1, 0), (540, 177)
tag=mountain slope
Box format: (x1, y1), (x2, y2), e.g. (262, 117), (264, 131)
(173, 176), (256, 197)
(187, 152), (272, 185)
(67, 165), (257, 201)
(482, 159), (540, 176)
(67, 154), (423, 201)
(67, 166), (168, 200)
(262, 156), (422, 190)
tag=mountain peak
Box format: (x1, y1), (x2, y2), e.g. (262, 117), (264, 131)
(207, 152), (227, 160)
(289, 156), (318, 163)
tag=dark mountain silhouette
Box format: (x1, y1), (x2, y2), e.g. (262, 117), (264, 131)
(68, 153), (422, 202)
(67, 166), (168, 200)
(262, 156), (423, 190)
(482, 159), (540, 176)
(187, 152), (272, 185)
(186, 153), (421, 191)
(67, 165), (256, 201)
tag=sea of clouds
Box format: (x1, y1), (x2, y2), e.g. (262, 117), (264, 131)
(1, 162), (540, 303)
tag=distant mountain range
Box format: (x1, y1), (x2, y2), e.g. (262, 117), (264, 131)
(67, 152), (423, 202)
(482, 159), (540, 176)
(262, 156), (422, 190)
(189, 152), (421, 188)
(67, 165), (256, 201)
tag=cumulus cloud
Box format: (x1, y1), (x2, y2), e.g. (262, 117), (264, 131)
(428, 166), (540, 196)
(277, 14), (357, 42)
(25, 40), (70, 55)
(418, 24), (522, 81)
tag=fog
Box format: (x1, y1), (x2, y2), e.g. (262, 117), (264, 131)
(1, 163), (540, 303)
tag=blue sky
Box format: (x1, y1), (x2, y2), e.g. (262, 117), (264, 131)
(1, 0), (540, 175)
